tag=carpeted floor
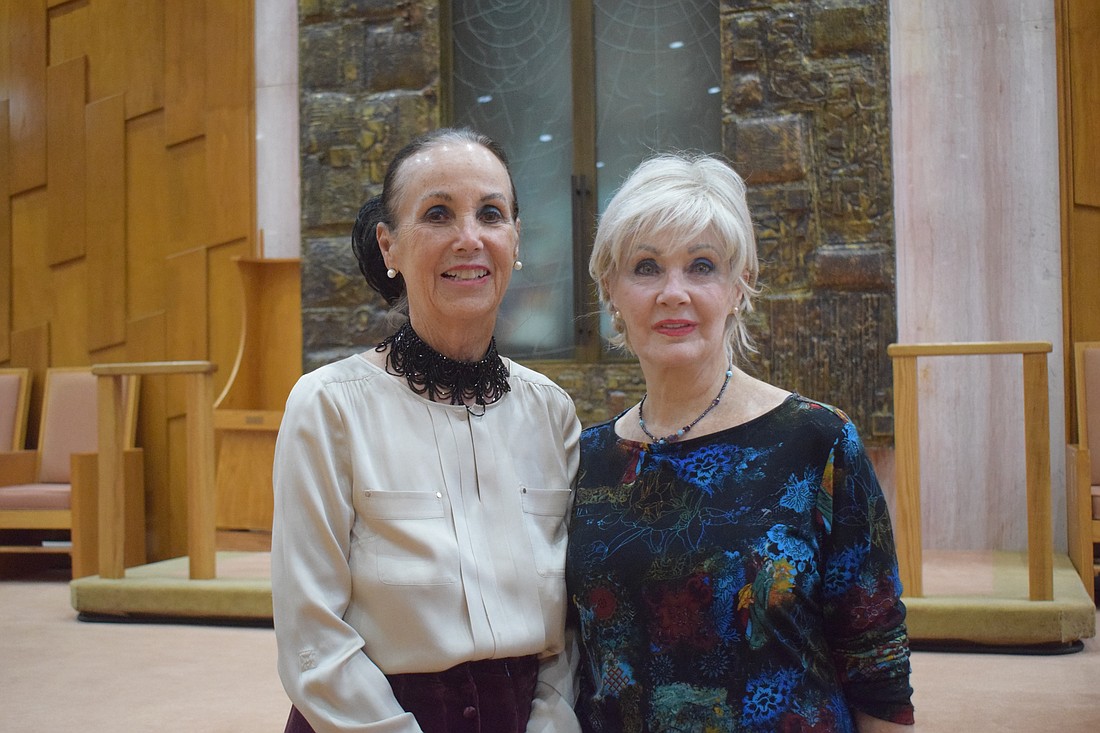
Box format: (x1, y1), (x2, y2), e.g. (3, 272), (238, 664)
(2, 568), (1099, 732)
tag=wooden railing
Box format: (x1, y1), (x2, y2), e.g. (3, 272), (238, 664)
(93, 361), (218, 580)
(887, 341), (1053, 600)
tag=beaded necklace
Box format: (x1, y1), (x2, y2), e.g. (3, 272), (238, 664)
(637, 366), (733, 445)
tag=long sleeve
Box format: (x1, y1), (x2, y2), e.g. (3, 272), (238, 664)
(821, 420), (915, 725)
(271, 372), (422, 733)
(526, 388), (582, 733)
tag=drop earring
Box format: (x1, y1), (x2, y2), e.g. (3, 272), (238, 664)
(513, 260), (523, 271)
(386, 268), (398, 279)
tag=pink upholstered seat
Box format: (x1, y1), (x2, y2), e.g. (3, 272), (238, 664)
(0, 483), (71, 510)
(0, 367), (141, 576)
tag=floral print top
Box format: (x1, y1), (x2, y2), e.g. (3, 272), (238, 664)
(566, 393), (914, 732)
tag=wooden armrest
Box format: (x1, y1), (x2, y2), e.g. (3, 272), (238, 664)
(0, 450), (38, 486)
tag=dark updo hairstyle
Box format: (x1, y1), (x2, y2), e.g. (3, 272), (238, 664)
(351, 127), (520, 307)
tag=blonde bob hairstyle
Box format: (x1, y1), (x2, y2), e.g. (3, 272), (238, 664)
(589, 152), (760, 364)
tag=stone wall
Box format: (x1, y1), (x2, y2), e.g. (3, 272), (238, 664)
(299, 0), (895, 440)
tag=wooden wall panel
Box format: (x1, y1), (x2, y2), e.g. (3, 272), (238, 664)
(165, 414), (190, 557)
(205, 109), (253, 247)
(4, 0), (256, 565)
(1059, 0), (1100, 437)
(48, 258), (86, 366)
(206, 0), (251, 110)
(10, 323), (50, 447)
(85, 93), (127, 351)
(125, 112), (170, 320)
(166, 247), (208, 418)
(86, 0), (128, 104)
(8, 0), (47, 194)
(45, 56), (86, 265)
(46, 0), (88, 66)
(0, 2), (11, 99)
(0, 101), (10, 363)
(125, 0), (164, 119)
(1070, 0), (1100, 207)
(126, 311), (171, 559)
(10, 189), (49, 332)
(165, 137), (211, 254)
(164, 0), (205, 145)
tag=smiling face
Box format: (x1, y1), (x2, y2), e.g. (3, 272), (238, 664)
(606, 230), (739, 374)
(377, 142), (520, 358)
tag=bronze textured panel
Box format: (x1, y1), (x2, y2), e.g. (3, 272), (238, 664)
(721, 1), (895, 440)
(1070, 0), (1100, 207)
(0, 101), (10, 362)
(727, 115), (808, 185)
(9, 0), (48, 194)
(164, 0), (205, 145)
(46, 55), (87, 266)
(125, 111), (170, 319)
(125, 0), (165, 118)
(85, 93), (127, 351)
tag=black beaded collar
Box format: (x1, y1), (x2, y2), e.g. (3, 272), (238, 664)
(376, 322), (510, 409)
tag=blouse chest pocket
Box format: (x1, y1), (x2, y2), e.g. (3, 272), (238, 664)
(359, 490), (457, 586)
(520, 487), (572, 578)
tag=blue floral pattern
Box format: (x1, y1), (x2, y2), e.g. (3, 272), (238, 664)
(567, 394), (914, 732)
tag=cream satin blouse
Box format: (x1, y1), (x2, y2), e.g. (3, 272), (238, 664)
(271, 353), (581, 733)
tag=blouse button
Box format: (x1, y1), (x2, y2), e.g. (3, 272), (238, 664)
(463, 706), (477, 719)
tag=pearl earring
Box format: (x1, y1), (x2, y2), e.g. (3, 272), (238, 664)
(513, 260), (523, 271)
(386, 268), (398, 279)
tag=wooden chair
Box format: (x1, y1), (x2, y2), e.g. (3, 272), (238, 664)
(0, 368), (31, 451)
(0, 367), (143, 577)
(1067, 341), (1100, 602)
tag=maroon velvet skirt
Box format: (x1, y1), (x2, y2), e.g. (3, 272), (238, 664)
(283, 655), (540, 733)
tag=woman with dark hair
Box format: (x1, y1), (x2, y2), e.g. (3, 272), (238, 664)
(272, 128), (581, 733)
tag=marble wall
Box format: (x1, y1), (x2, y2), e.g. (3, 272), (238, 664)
(890, 0), (1065, 551)
(255, 0), (301, 259)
